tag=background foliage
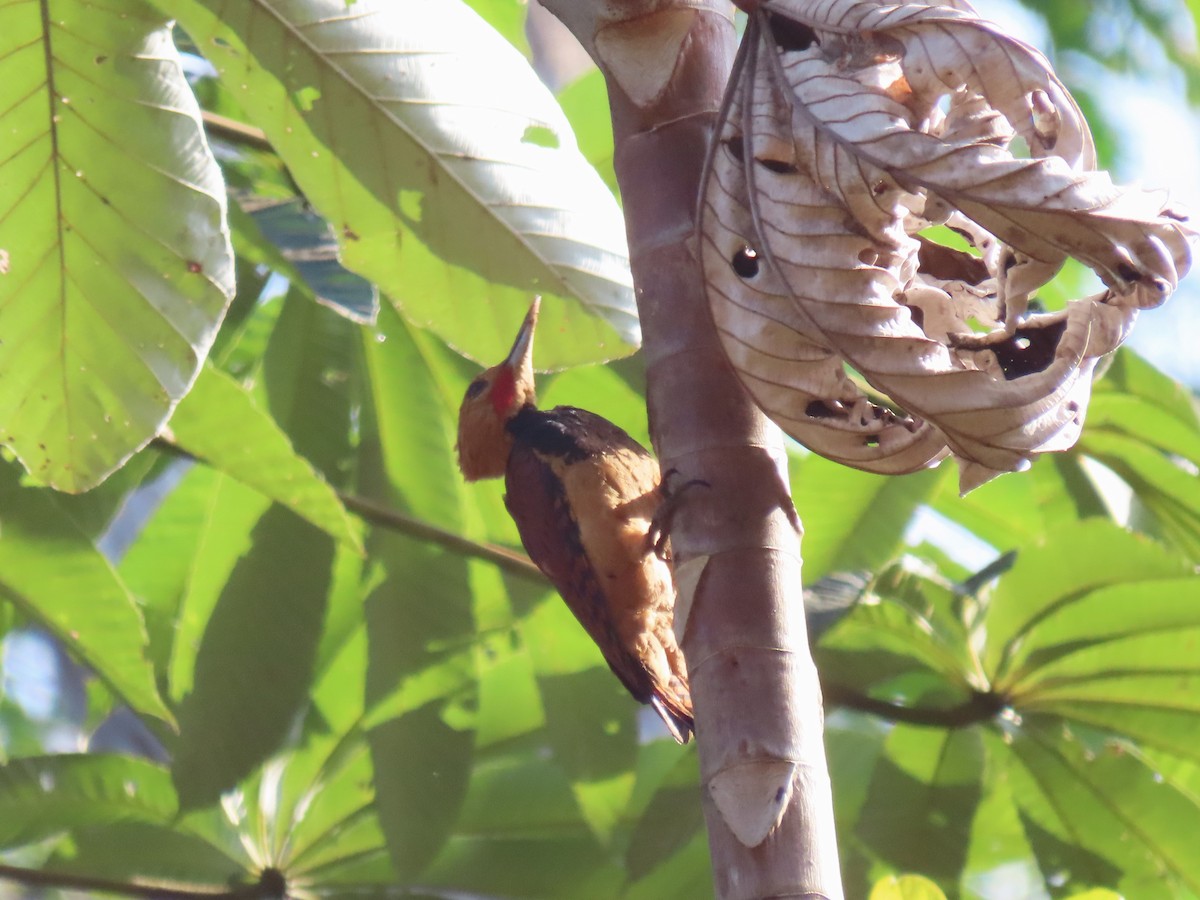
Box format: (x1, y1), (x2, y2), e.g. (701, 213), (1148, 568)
(0, 1), (1198, 898)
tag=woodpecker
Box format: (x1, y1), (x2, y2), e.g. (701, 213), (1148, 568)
(456, 299), (693, 743)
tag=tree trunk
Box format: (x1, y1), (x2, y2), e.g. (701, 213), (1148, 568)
(536, 2), (844, 897)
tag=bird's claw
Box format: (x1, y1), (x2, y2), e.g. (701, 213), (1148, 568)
(647, 468), (711, 561)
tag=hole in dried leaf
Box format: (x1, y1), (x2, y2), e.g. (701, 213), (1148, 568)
(758, 157), (798, 175)
(522, 125), (560, 149)
(732, 246), (761, 279)
(767, 14), (818, 52)
(805, 400), (839, 419)
(1116, 262), (1143, 283)
(989, 319), (1068, 380)
(864, 435), (881, 448)
(725, 136), (745, 163)
(916, 236), (989, 285)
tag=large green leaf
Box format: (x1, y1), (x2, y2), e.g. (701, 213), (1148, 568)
(0, 462), (170, 724)
(157, 0), (637, 368)
(421, 749), (625, 899)
(558, 70), (617, 196)
(0, 0), (233, 491)
(816, 559), (980, 709)
(358, 307), (480, 878)
(869, 875), (949, 900)
(791, 455), (946, 583)
(1003, 578), (1200, 690)
(0, 754), (175, 850)
(171, 505), (335, 809)
(169, 363), (361, 551)
(117, 462), (269, 689)
(1001, 720), (1200, 897)
(855, 726), (985, 885)
(982, 521), (1191, 681)
(48, 822), (248, 886)
(1011, 599), (1200, 765)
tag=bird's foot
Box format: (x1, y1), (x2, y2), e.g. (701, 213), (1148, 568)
(647, 468), (711, 561)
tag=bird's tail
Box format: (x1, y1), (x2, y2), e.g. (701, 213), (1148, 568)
(651, 691), (695, 744)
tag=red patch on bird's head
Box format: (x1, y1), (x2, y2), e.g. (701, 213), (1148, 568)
(490, 366), (516, 416)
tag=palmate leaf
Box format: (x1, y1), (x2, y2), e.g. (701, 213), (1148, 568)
(998, 720), (1200, 897)
(171, 504), (335, 809)
(0, 754), (176, 851)
(0, 461), (171, 724)
(700, 0), (1194, 493)
(0, 0), (233, 491)
(982, 519), (1192, 681)
(168, 363), (362, 551)
(826, 518), (1200, 894)
(155, 0), (638, 368)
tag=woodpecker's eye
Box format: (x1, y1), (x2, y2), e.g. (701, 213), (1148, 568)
(466, 378), (487, 399)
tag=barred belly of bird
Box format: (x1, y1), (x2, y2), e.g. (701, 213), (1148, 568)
(700, 0), (1196, 493)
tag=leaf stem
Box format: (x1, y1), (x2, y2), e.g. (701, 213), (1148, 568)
(822, 683), (1008, 728)
(0, 863), (285, 900)
(336, 491), (546, 582)
(201, 110), (272, 152)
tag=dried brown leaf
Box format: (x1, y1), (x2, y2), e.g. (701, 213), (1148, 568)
(701, 0), (1195, 491)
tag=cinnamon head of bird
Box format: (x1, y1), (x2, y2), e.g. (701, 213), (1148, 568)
(456, 298), (541, 481)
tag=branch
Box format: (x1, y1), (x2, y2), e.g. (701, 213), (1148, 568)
(822, 683), (1008, 728)
(336, 491), (545, 582)
(0, 864), (285, 900)
(201, 110), (272, 152)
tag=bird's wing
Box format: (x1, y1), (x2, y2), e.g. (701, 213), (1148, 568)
(505, 440), (642, 698)
(506, 408), (694, 742)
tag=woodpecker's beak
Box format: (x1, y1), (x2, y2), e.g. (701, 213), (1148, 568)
(503, 296), (540, 386)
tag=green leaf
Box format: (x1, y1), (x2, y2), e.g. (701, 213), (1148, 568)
(0, 754), (176, 850)
(623, 749), (705, 884)
(159, 0), (638, 368)
(855, 726), (985, 884)
(172, 505), (334, 809)
(247, 731), (392, 887)
(558, 70), (617, 195)
(48, 822), (247, 886)
(246, 199), (378, 325)
(624, 831), (714, 900)
(983, 521), (1191, 682)
(1085, 394), (1200, 467)
(791, 455), (945, 581)
(169, 364), (361, 551)
(1001, 719), (1200, 896)
(869, 874), (949, 900)
(261, 289), (362, 479)
(1004, 577), (1200, 692)
(118, 463), (270, 691)
(0, 462), (171, 724)
(538, 666), (637, 842)
(0, 0), (233, 490)
(368, 699), (473, 880)
(463, 0), (532, 57)
(816, 561), (977, 707)
(1096, 349), (1200, 431)
(422, 749), (624, 899)
(1080, 431), (1200, 560)
(982, 529), (1200, 764)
